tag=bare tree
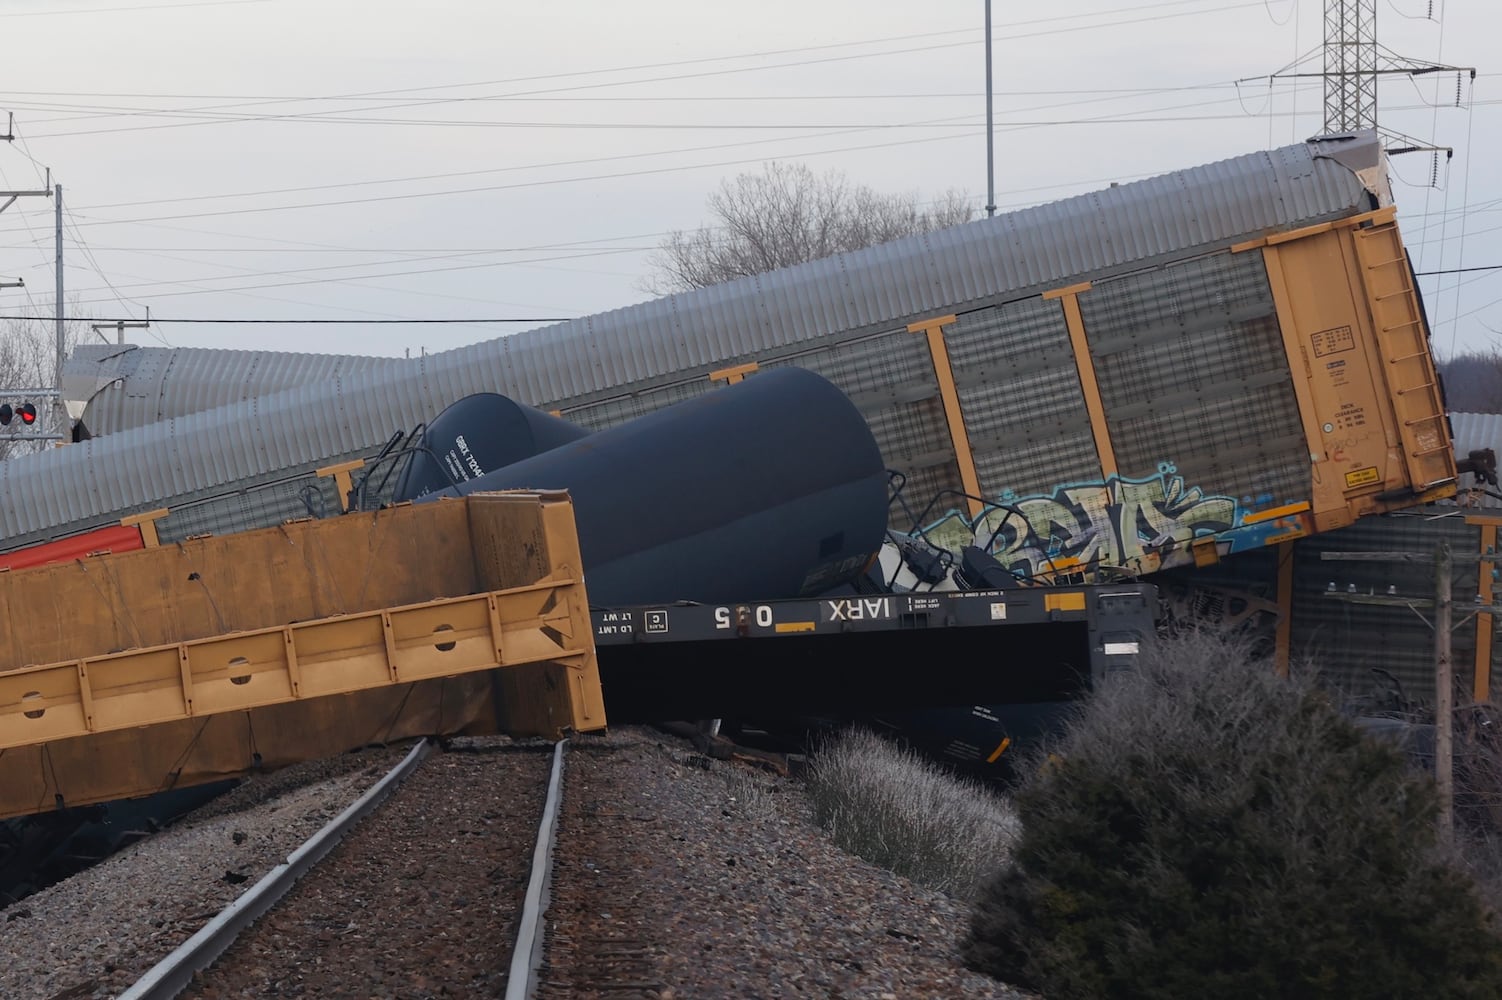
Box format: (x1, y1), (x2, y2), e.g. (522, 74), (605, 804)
(1439, 351), (1502, 414)
(0, 310), (89, 459)
(644, 162), (975, 294)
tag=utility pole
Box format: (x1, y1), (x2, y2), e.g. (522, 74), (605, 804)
(983, 0), (996, 218)
(1319, 545), (1497, 843)
(54, 183), (65, 432)
(0, 112), (50, 217)
(92, 306), (151, 346)
(1434, 541), (1454, 840)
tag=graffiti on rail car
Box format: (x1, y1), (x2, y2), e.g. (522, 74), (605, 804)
(920, 463), (1310, 580)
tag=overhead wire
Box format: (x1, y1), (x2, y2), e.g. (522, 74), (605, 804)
(79, 243), (591, 313)
(0, 170), (1176, 260)
(1261, 0), (1295, 27)
(1416, 0), (1448, 280)
(18, 0), (1269, 141)
(14, 2), (1244, 102)
(43, 159), (1192, 304)
(55, 258), (556, 341)
(1416, 266), (1502, 276)
(0, 91), (1338, 239)
(11, 2), (1469, 334)
(25, 81), (1327, 219)
(60, 255), (531, 332)
(0, 0), (270, 17)
(1448, 72), (1477, 355)
(62, 205), (153, 320)
(0, 314), (573, 324)
(47, 247), (647, 306)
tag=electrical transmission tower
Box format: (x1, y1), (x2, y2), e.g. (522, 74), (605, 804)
(1322, 0), (1377, 134)
(1250, 0), (1473, 155)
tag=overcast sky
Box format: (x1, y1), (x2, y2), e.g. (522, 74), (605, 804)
(0, 0), (1494, 360)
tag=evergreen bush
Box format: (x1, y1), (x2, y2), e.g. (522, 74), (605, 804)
(963, 629), (1502, 999)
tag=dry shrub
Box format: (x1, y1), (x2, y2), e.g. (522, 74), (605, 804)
(805, 727), (1017, 899)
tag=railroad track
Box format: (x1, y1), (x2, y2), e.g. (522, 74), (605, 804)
(115, 737), (571, 999)
(37, 727), (1008, 999)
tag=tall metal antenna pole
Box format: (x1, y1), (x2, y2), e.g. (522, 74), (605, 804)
(984, 0), (996, 217)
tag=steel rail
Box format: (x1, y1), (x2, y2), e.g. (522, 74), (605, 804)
(118, 738), (433, 1000)
(506, 738), (568, 1000)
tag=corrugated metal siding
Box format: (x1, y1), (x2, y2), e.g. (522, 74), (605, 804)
(1082, 250), (1311, 506)
(1166, 511), (1490, 707)
(948, 296), (1102, 499)
(758, 327), (962, 527)
(1291, 513), (1480, 704)
(10, 134), (1378, 549)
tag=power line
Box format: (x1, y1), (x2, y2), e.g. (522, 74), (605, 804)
(0, 93), (1340, 237)
(0, 314), (572, 324)
(45, 247), (646, 305)
(7, 0), (1246, 106)
(19, 84), (1316, 219)
(0, 0), (269, 16)
(19, 1), (1267, 140)
(1415, 265), (1502, 276)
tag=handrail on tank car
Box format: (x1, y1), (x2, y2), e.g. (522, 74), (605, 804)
(349, 427), (415, 511)
(347, 435), (467, 514)
(903, 487), (1053, 585)
(874, 470), (951, 590)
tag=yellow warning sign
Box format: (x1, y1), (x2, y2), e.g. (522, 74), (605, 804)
(1344, 466), (1380, 489)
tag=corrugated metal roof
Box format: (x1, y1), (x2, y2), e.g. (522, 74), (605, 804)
(11, 132), (1383, 548)
(65, 343), (405, 437)
(71, 132), (1380, 438)
(1, 361), (519, 544)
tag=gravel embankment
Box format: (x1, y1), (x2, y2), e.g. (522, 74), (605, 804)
(0, 746), (409, 1000)
(541, 730), (1028, 999)
(0, 728), (1027, 999)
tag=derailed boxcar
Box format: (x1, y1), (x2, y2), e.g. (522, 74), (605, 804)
(9, 130), (1454, 578)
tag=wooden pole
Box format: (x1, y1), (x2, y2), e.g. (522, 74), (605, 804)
(1436, 540), (1454, 842)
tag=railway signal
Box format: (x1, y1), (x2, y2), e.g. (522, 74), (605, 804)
(0, 402), (37, 426)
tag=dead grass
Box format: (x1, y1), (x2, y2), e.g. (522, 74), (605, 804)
(804, 727), (1017, 899)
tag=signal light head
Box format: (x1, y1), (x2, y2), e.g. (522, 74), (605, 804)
(0, 402), (38, 426)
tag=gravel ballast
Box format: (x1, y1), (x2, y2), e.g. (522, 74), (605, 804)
(0, 729), (1026, 999)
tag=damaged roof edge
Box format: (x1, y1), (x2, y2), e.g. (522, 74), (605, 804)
(1309, 130), (1393, 207)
